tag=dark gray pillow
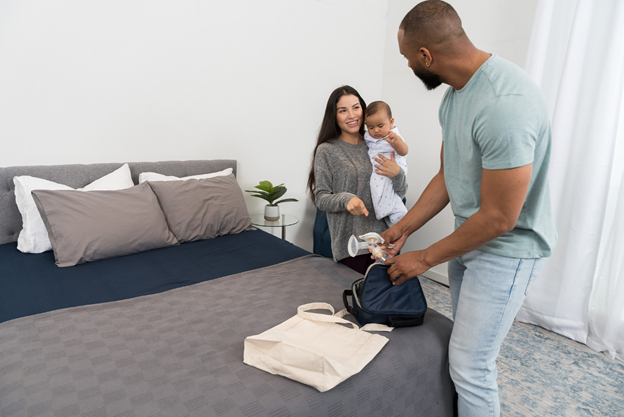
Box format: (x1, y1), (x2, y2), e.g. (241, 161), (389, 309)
(146, 174), (253, 243)
(31, 183), (179, 267)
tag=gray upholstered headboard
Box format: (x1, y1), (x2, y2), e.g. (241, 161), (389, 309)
(0, 160), (237, 245)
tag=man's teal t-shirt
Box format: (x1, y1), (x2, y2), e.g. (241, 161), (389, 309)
(439, 54), (557, 258)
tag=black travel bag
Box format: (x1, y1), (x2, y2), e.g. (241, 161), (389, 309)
(343, 263), (427, 327)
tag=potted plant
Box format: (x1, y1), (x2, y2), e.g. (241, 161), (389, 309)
(246, 180), (298, 221)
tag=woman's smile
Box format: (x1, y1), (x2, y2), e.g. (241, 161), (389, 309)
(336, 94), (363, 138)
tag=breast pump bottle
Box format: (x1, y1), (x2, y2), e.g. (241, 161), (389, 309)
(347, 232), (393, 264)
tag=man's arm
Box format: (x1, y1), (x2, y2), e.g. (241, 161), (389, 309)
(380, 144), (450, 253)
(386, 162), (533, 284)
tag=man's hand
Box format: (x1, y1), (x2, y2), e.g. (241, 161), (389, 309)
(379, 225), (407, 256)
(346, 196), (369, 216)
(385, 250), (432, 285)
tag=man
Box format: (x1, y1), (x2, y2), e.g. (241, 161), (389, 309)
(382, 1), (557, 416)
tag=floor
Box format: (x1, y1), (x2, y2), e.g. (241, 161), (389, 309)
(418, 277), (624, 417)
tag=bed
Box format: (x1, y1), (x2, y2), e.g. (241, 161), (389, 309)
(0, 160), (455, 417)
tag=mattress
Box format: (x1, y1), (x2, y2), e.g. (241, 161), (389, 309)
(0, 250), (455, 416)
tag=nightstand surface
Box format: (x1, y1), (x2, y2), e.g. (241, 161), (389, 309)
(250, 213), (299, 240)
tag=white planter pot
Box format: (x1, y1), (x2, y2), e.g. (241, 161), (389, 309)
(264, 205), (280, 221)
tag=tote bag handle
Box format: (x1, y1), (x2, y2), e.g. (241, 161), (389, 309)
(297, 302), (358, 329)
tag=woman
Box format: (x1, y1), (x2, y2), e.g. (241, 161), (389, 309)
(307, 85), (407, 274)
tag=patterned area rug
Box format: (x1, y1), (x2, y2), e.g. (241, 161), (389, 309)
(419, 277), (624, 417)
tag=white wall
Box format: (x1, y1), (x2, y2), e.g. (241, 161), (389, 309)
(0, 0), (539, 262)
(380, 0), (538, 284)
(0, 0), (388, 251)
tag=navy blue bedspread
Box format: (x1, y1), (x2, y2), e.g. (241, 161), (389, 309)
(0, 229), (309, 323)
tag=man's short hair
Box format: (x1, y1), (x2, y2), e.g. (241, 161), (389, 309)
(400, 0), (464, 50)
(365, 101), (392, 119)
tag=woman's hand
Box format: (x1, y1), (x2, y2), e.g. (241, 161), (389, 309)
(346, 196), (369, 216)
(374, 152), (401, 178)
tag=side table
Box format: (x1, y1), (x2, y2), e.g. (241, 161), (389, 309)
(250, 213), (299, 240)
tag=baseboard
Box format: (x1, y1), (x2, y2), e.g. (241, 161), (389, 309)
(421, 269), (449, 287)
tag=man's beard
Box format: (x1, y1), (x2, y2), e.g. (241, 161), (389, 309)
(413, 66), (442, 90)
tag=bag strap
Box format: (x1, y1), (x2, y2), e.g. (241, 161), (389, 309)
(297, 302), (358, 329)
(342, 289), (358, 318)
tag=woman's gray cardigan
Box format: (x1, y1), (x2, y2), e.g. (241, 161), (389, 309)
(314, 139), (407, 262)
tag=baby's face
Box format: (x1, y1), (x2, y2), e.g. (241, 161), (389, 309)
(365, 112), (394, 139)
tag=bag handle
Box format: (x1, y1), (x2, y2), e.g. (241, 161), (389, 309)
(297, 302), (358, 329)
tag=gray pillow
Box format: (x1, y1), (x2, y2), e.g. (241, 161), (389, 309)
(146, 174), (253, 243)
(31, 183), (179, 267)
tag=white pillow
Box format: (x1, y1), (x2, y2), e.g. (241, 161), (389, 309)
(138, 167), (233, 184)
(13, 163), (134, 254)
(79, 163), (134, 191)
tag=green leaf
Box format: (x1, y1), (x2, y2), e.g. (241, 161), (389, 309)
(247, 194), (271, 202)
(255, 181), (274, 192)
(245, 189), (269, 196)
(274, 198), (298, 204)
(266, 187), (286, 202)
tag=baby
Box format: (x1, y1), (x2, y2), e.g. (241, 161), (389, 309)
(364, 101), (408, 225)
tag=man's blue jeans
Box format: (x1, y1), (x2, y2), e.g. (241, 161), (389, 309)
(448, 250), (545, 417)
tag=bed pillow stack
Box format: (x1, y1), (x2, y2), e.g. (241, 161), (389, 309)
(16, 166), (252, 267)
(31, 183), (179, 267)
(146, 174), (253, 243)
(13, 163), (135, 253)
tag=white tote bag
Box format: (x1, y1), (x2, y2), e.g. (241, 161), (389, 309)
(243, 302), (389, 392)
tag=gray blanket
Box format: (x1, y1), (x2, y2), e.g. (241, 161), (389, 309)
(0, 255), (455, 416)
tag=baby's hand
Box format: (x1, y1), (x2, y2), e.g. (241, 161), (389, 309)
(385, 131), (399, 144)
(384, 131), (408, 156)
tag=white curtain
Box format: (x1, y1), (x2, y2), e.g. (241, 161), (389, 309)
(587, 105), (624, 360)
(516, 0), (624, 361)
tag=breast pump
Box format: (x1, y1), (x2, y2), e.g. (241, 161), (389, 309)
(347, 232), (393, 264)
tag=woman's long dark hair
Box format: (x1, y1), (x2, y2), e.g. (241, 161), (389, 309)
(307, 85), (367, 205)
